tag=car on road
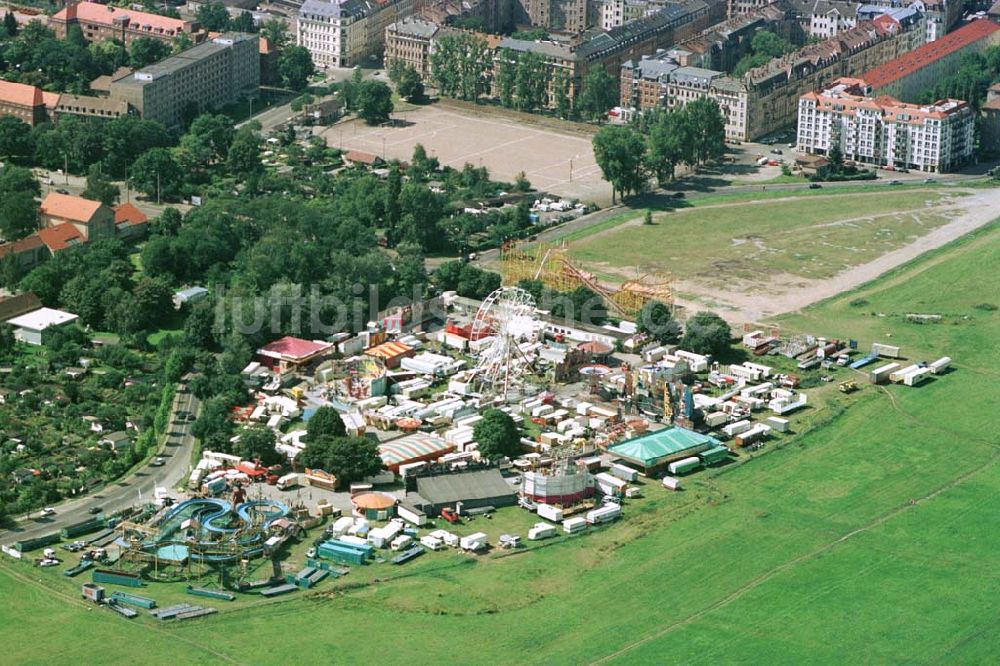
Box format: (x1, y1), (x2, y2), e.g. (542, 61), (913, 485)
(88, 506), (102, 515)
(770, 149), (783, 155)
(40, 507), (56, 517)
(151, 457), (165, 467)
(672, 191), (686, 199)
(924, 177), (936, 183)
(185, 413), (196, 422)
(55, 188), (70, 195)
(808, 183), (822, 189)
(888, 179), (901, 185)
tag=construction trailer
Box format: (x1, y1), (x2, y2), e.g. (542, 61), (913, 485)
(667, 456), (701, 475)
(904, 367), (932, 386)
(81, 583), (105, 603)
(889, 364), (921, 383)
(929, 357), (951, 374)
(562, 517), (588, 534)
(870, 362), (900, 384)
(585, 504), (621, 525)
(871, 343), (901, 358)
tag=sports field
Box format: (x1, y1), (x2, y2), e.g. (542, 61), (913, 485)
(322, 103), (608, 204)
(2, 222), (999, 664)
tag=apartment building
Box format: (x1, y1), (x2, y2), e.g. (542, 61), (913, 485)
(297, 0), (416, 69)
(109, 33), (259, 129)
(50, 1), (203, 46)
(620, 11), (923, 140)
(797, 77), (974, 171)
(787, 0), (859, 38)
(862, 19), (1000, 101)
(385, 18), (441, 79)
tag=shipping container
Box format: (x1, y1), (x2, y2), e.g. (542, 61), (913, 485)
(610, 463), (639, 482)
(704, 411), (729, 428)
(594, 472), (628, 496)
(667, 457), (701, 475)
(870, 362), (900, 384)
(698, 445), (730, 466)
(766, 417), (789, 432)
(871, 343), (900, 358)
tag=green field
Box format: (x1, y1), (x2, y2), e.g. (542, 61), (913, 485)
(2, 223), (999, 664)
(568, 188), (965, 284)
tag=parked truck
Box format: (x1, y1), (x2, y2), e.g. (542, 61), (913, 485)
(276, 473), (300, 490)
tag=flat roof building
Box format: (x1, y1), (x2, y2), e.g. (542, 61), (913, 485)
(5, 307), (79, 346)
(608, 426), (720, 474)
(109, 33), (259, 129)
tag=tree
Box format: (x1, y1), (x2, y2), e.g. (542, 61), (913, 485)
(261, 19), (289, 48)
(235, 426), (280, 466)
(82, 164), (119, 206)
(172, 31), (192, 54)
(227, 127), (262, 176)
(644, 209), (653, 225)
(685, 98), (725, 166)
(0, 164), (40, 199)
(496, 49), (517, 107)
(131, 276), (173, 329)
(129, 37), (170, 69)
(592, 125), (646, 204)
(396, 65), (424, 101)
(298, 435), (382, 486)
(0, 192), (38, 241)
(196, 1), (231, 31)
(89, 39), (128, 75)
(637, 299), (680, 345)
(356, 80), (393, 125)
(578, 66), (617, 122)
(0, 116), (34, 160)
(514, 51), (547, 112)
(473, 409), (521, 460)
(278, 46), (315, 91)
(431, 33), (488, 102)
(129, 148), (183, 201)
(646, 109), (690, 184)
(231, 11), (256, 33)
(680, 311), (732, 356)
(384, 164), (402, 242)
(306, 406), (346, 441)
(553, 68), (571, 119)
(4, 11), (18, 38)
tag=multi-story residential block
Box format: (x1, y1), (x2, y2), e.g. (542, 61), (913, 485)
(385, 18), (440, 79)
(49, 1), (203, 46)
(787, 0), (859, 38)
(109, 33), (260, 129)
(862, 19), (1000, 102)
(297, 0), (416, 69)
(796, 77), (974, 172)
(0, 81), (59, 127)
(620, 11), (923, 140)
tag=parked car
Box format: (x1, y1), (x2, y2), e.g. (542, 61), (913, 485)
(151, 457), (165, 467)
(924, 177), (937, 183)
(55, 188), (70, 195)
(808, 183), (822, 189)
(40, 507), (56, 517)
(889, 179), (901, 185)
(770, 149), (783, 155)
(88, 506), (102, 515)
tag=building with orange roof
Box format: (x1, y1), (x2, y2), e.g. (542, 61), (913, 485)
(0, 80), (58, 126)
(797, 77), (974, 172)
(364, 340), (414, 369)
(113, 203), (149, 242)
(39, 193), (116, 242)
(861, 19), (1000, 102)
(49, 1), (204, 46)
(37, 224), (87, 254)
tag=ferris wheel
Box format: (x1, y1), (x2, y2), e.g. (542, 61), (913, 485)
(471, 287), (540, 400)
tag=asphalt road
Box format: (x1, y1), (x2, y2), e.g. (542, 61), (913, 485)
(0, 388), (201, 546)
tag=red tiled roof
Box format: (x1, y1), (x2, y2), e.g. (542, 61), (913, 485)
(0, 80), (44, 108)
(114, 203), (148, 226)
(863, 20), (1000, 90)
(983, 97), (1000, 111)
(39, 192), (104, 223)
(0, 234), (44, 259)
(258, 336), (333, 361)
(259, 37), (276, 54)
(37, 223), (85, 253)
(52, 1), (190, 34)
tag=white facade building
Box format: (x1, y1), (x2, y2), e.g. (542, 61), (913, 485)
(797, 78), (974, 173)
(297, 0), (415, 69)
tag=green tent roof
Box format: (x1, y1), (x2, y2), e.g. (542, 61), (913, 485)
(608, 427), (720, 466)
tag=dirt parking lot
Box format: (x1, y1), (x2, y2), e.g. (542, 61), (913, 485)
(321, 104), (611, 204)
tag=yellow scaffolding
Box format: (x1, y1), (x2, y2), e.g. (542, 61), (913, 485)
(501, 240), (674, 319)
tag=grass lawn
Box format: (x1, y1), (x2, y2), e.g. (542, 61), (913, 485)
(569, 188), (960, 283)
(1, 222), (999, 663)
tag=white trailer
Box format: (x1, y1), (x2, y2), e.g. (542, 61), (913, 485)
(870, 362), (900, 384)
(929, 357), (951, 374)
(460, 532), (488, 552)
(667, 456), (702, 475)
(586, 504), (621, 524)
(562, 517), (588, 534)
(420, 535), (444, 551)
(536, 504), (564, 522)
(329, 516), (354, 538)
(594, 472), (628, 496)
(661, 476), (682, 491)
(704, 411), (729, 428)
(904, 367), (932, 386)
(722, 420), (752, 438)
(397, 503), (427, 526)
(390, 535), (413, 551)
(889, 364), (921, 383)
(398, 461), (428, 478)
(872, 343), (900, 358)
(528, 522), (557, 540)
